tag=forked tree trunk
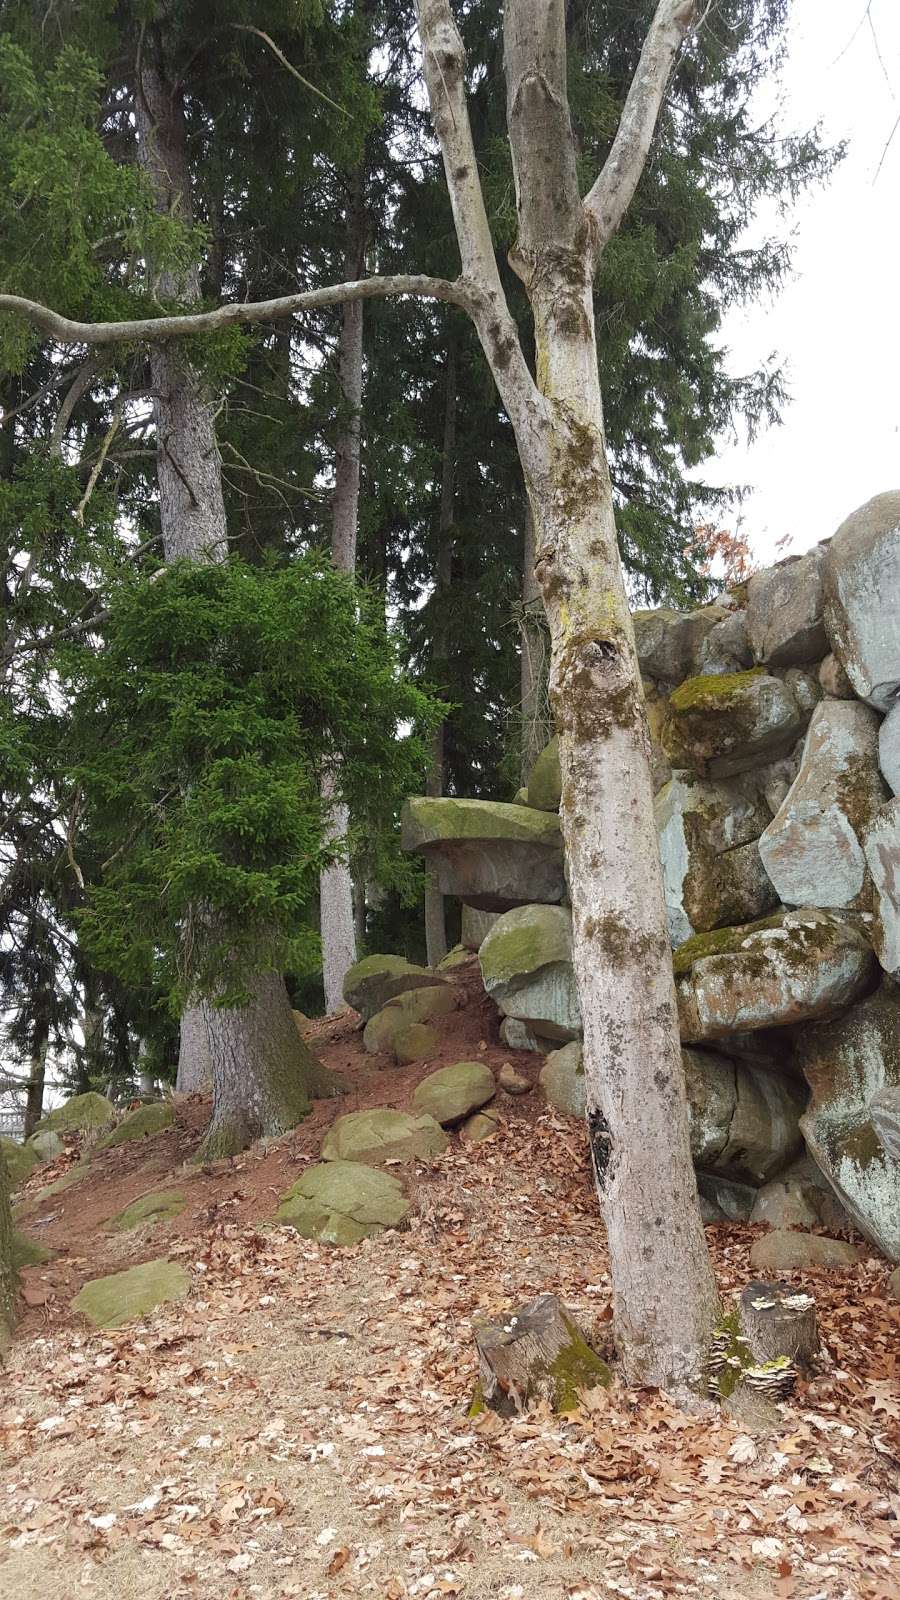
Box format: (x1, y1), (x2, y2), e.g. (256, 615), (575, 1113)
(423, 332), (457, 966)
(136, 26), (327, 1148)
(320, 166), (367, 1013)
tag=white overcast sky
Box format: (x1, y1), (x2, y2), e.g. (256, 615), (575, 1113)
(706, 0), (900, 564)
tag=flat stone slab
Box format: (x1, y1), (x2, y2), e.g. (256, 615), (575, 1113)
(759, 701), (886, 909)
(321, 1108), (449, 1165)
(107, 1189), (186, 1232)
(676, 908), (876, 1043)
(95, 1102), (174, 1152)
(749, 1231), (862, 1273)
(72, 1258), (191, 1328)
(412, 1062), (496, 1125)
(663, 670), (805, 779)
(275, 1161), (409, 1245)
(343, 955), (447, 1023)
(823, 490), (900, 709)
(402, 796), (565, 911)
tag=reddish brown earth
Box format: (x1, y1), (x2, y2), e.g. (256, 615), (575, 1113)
(3, 954), (899, 1600)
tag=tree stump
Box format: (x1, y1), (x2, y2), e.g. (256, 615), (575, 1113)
(473, 1293), (610, 1417)
(709, 1279), (818, 1403)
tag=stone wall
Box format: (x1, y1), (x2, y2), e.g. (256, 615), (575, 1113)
(402, 492), (900, 1261)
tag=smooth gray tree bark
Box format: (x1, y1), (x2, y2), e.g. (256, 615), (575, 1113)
(519, 498), (548, 785)
(423, 332), (458, 966)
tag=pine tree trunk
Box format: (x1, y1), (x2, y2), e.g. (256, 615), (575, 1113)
(423, 332), (457, 966)
(320, 165), (366, 1013)
(136, 29), (328, 1144)
(176, 1003), (213, 1093)
(22, 1036), (48, 1140)
(519, 498), (547, 785)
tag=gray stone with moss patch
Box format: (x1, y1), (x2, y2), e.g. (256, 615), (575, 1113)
(27, 1130), (63, 1164)
(343, 954), (447, 1023)
(11, 1230), (53, 1268)
(864, 797), (900, 977)
(412, 1061), (495, 1125)
(35, 1091), (115, 1137)
(393, 1023), (440, 1064)
(759, 701), (886, 910)
(633, 605), (728, 683)
(401, 796), (564, 912)
(94, 1101), (174, 1152)
(107, 1189), (186, 1232)
(321, 1108), (449, 1165)
(275, 1160), (409, 1245)
(436, 944), (471, 971)
(460, 1107), (503, 1145)
(363, 986), (458, 1057)
(746, 546), (828, 666)
(663, 670), (805, 779)
(794, 980), (900, 1261)
(539, 1041), (585, 1117)
(879, 703), (900, 795)
(526, 736), (561, 811)
(72, 1258), (191, 1328)
(655, 771), (776, 944)
(684, 1047), (805, 1185)
(676, 908), (876, 1043)
(480, 903), (580, 1042)
(823, 490), (900, 710)
(0, 1136), (39, 1191)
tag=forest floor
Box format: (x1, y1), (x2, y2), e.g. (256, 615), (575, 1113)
(2, 960), (899, 1600)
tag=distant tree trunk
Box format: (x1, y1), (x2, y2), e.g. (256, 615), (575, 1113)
(320, 165), (367, 1013)
(136, 26), (327, 1151)
(519, 498), (547, 784)
(0, 1145), (15, 1354)
(22, 1034), (48, 1141)
(424, 332), (457, 966)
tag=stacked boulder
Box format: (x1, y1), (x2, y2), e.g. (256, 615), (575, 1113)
(401, 492), (900, 1260)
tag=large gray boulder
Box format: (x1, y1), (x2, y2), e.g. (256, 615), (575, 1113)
(343, 955), (447, 1023)
(363, 985), (459, 1057)
(864, 797), (900, 977)
(663, 670), (806, 779)
(746, 546), (828, 666)
(479, 903), (580, 1042)
(794, 981), (900, 1261)
(275, 1161), (409, 1245)
(633, 605), (727, 683)
(401, 796), (564, 911)
(412, 1061), (496, 1125)
(655, 771), (776, 944)
(675, 908), (877, 1043)
(758, 701), (887, 909)
(878, 703), (900, 795)
(321, 1108), (449, 1165)
(823, 490), (900, 710)
(682, 1047), (805, 1186)
(694, 608), (753, 676)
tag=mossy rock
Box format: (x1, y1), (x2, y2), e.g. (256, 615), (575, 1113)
(322, 1108), (449, 1165)
(106, 1189), (186, 1233)
(672, 913), (786, 978)
(479, 903), (572, 989)
(436, 944), (471, 972)
(412, 1061), (496, 1125)
(393, 1023), (440, 1064)
(35, 1091), (115, 1137)
(539, 1042), (585, 1118)
(0, 1136), (40, 1191)
(342, 954), (447, 1023)
(363, 985), (458, 1057)
(526, 736), (561, 812)
(27, 1129), (63, 1163)
(664, 669), (804, 778)
(11, 1230), (53, 1268)
(30, 1165), (91, 1203)
(459, 1107), (503, 1145)
(94, 1101), (174, 1152)
(749, 1230), (862, 1273)
(72, 1257), (191, 1328)
(275, 1160), (409, 1245)
(401, 795), (562, 849)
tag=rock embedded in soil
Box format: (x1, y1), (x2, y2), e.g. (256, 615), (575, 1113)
(11, 1230), (53, 1268)
(498, 1063), (531, 1095)
(749, 1230), (863, 1273)
(459, 1107), (503, 1144)
(822, 489), (900, 710)
(274, 1160), (409, 1245)
(72, 1258), (191, 1328)
(27, 1129), (63, 1163)
(539, 1041), (585, 1118)
(106, 1189), (186, 1232)
(393, 1023), (440, 1065)
(412, 1061), (496, 1125)
(0, 1136), (40, 1190)
(759, 700), (886, 909)
(401, 796), (565, 912)
(362, 985), (458, 1057)
(342, 954), (448, 1024)
(94, 1101), (174, 1152)
(321, 1108), (449, 1166)
(479, 903), (581, 1043)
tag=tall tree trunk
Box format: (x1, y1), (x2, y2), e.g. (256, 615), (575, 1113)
(519, 498), (547, 784)
(136, 28), (326, 1152)
(22, 1035), (48, 1141)
(0, 1145), (15, 1355)
(423, 331), (457, 966)
(320, 166), (367, 1013)
(176, 1005), (212, 1094)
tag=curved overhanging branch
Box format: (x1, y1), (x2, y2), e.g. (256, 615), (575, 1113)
(583, 0), (700, 259)
(0, 274), (474, 348)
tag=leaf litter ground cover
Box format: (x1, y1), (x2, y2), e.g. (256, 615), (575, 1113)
(2, 978), (898, 1599)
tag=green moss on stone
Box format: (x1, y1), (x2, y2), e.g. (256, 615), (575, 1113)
(107, 1189), (186, 1232)
(479, 904), (571, 987)
(94, 1102), (174, 1152)
(669, 668), (765, 715)
(11, 1230), (52, 1268)
(72, 1258), (190, 1329)
(672, 913), (786, 978)
(35, 1092), (115, 1136)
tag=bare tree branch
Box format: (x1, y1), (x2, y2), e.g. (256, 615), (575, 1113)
(583, 0), (699, 257)
(0, 274), (474, 349)
(232, 25), (350, 118)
